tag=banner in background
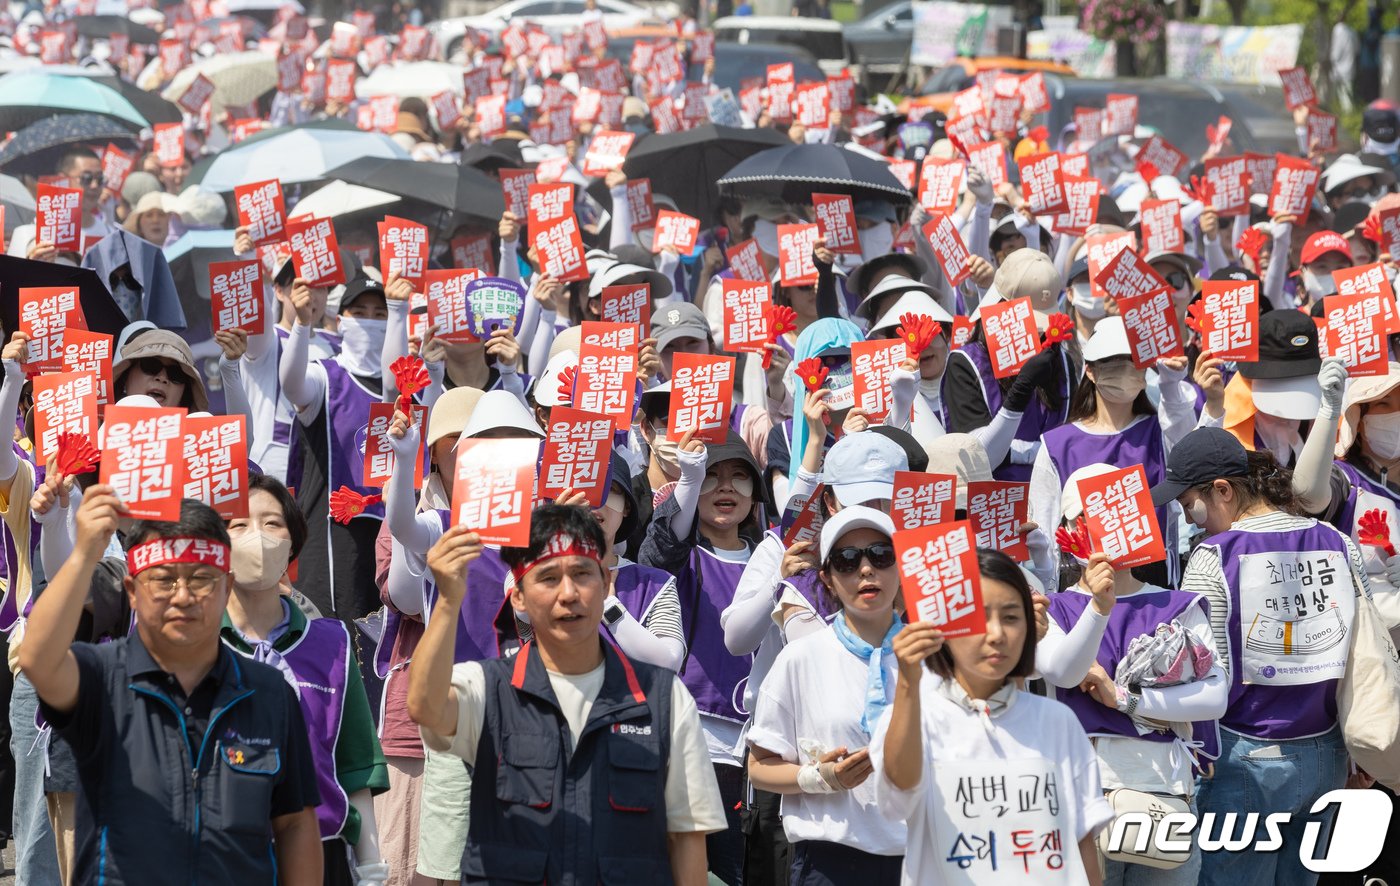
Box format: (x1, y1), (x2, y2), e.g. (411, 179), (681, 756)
(911, 1), (1014, 67)
(1026, 17), (1116, 79)
(1165, 22), (1302, 84)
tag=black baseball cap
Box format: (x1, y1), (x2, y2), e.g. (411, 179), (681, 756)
(1364, 105), (1398, 143)
(1150, 427), (1250, 506)
(1236, 308), (1321, 380)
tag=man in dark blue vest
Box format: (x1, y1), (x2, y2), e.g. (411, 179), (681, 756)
(409, 502), (724, 885)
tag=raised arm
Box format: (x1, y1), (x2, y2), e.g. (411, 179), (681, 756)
(406, 525), (483, 738)
(277, 279), (327, 415)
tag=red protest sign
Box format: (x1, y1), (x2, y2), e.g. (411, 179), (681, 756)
(827, 72), (855, 113)
(1079, 465), (1166, 568)
(952, 316), (975, 350)
(921, 214), (971, 288)
(981, 296), (1041, 379)
(950, 86), (986, 123)
(574, 342), (637, 432)
(153, 123), (185, 168)
(210, 259), (264, 335)
(1245, 152), (1277, 197)
(852, 339), (909, 424)
(652, 209), (700, 255)
(451, 234), (495, 275)
(582, 129), (635, 177)
(720, 279), (771, 354)
(527, 181), (573, 226)
(777, 223), (820, 287)
(532, 215), (588, 282)
(1119, 288), (1184, 369)
(1269, 154), (1321, 223)
(580, 321), (642, 353)
(1307, 108), (1338, 152)
(887, 158), (917, 191)
(766, 62), (795, 122)
(1017, 152), (1067, 215)
(1073, 107), (1104, 144)
(1336, 262), (1395, 299)
(599, 283), (650, 332)
(793, 82), (829, 128)
(99, 405), (186, 522)
(1378, 207), (1400, 259)
(1325, 292), (1390, 376)
(364, 402), (426, 489)
(20, 286), (84, 372)
(1019, 71), (1050, 114)
(1139, 199), (1184, 255)
(1198, 279), (1260, 363)
(781, 484), (826, 547)
(178, 73), (216, 115)
(183, 414), (249, 519)
(1053, 175), (1099, 237)
(812, 193), (860, 254)
(32, 372), (98, 462)
(1085, 231), (1137, 303)
(1060, 152), (1090, 178)
(539, 406), (615, 507)
(1139, 134), (1188, 178)
(1279, 66), (1317, 110)
(965, 141), (1007, 190)
(625, 178), (655, 231)
(61, 328), (113, 407)
(668, 353), (735, 444)
(476, 95), (507, 139)
(967, 480), (1030, 561)
(234, 180), (286, 247)
(451, 438), (539, 546)
(425, 269), (480, 343)
(1093, 247), (1169, 303)
(286, 217), (346, 287)
(917, 159), (965, 216)
(499, 168), (535, 219)
(36, 184), (81, 253)
(1103, 93), (1138, 137)
(100, 143), (135, 193)
(1204, 156), (1250, 217)
(378, 216), (430, 288)
(891, 471), (957, 532)
(726, 238), (766, 283)
(894, 520), (986, 637)
(326, 58), (357, 103)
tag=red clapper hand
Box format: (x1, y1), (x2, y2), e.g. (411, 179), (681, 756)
(1055, 517), (1093, 559)
(763, 305), (797, 369)
(391, 355), (430, 415)
(895, 312), (940, 356)
(1358, 509), (1398, 558)
(53, 432), (100, 480)
(329, 486), (383, 524)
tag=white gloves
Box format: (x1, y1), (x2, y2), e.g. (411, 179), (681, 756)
(353, 861), (390, 886)
(1384, 553), (1400, 589)
(967, 167), (994, 204)
(385, 418), (420, 461)
(1316, 357), (1349, 422)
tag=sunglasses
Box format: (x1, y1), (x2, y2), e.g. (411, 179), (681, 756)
(1164, 271), (1189, 290)
(826, 542), (896, 574)
(78, 172), (102, 187)
(137, 357), (189, 386)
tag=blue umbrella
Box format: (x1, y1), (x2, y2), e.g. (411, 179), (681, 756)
(0, 71), (149, 131)
(199, 128), (411, 193)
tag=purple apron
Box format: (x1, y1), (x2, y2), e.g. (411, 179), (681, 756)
(947, 341), (1070, 482)
(418, 512), (510, 664)
(613, 561), (672, 625)
(763, 530), (838, 623)
(320, 358), (383, 521)
(678, 546), (754, 722)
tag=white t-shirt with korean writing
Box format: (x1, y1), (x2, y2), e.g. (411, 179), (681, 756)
(869, 676), (1113, 885)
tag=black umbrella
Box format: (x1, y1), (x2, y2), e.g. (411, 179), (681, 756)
(717, 143), (914, 208)
(93, 75), (184, 126)
(620, 124), (789, 223)
(323, 157), (506, 226)
(0, 255), (125, 340)
(0, 114), (139, 177)
(74, 15), (162, 44)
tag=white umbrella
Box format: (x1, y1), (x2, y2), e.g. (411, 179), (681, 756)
(160, 51), (277, 114)
(290, 180), (401, 220)
(199, 127), (410, 192)
(356, 62), (464, 100)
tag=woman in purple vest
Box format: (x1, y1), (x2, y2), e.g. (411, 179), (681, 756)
(221, 473), (391, 885)
(1040, 463), (1228, 886)
(747, 506), (907, 885)
(1152, 428), (1368, 886)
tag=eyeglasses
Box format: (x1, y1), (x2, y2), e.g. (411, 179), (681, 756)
(139, 571), (222, 601)
(137, 357), (189, 386)
(77, 172), (102, 187)
(700, 472), (755, 497)
(826, 543), (897, 573)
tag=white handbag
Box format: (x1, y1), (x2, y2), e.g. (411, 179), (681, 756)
(1337, 587), (1400, 791)
(1096, 788), (1192, 870)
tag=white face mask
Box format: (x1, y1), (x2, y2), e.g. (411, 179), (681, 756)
(1302, 268), (1338, 299)
(230, 531), (292, 592)
(338, 316), (387, 377)
(752, 219), (780, 257)
(649, 431), (681, 478)
(1364, 411), (1400, 461)
(859, 222), (896, 264)
(1070, 281), (1105, 319)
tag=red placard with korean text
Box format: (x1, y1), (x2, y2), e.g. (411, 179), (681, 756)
(852, 339), (908, 424)
(1269, 154), (1321, 223)
(153, 122), (184, 168)
(20, 286), (84, 373)
(1017, 152), (1067, 215)
(667, 353), (735, 444)
(575, 342), (638, 431)
(965, 141), (1007, 189)
(967, 480), (1030, 561)
(1139, 134), (1188, 178)
(101, 143), (135, 194)
(1093, 247), (1169, 303)
(1085, 231), (1137, 303)
(425, 269), (481, 343)
(793, 82), (829, 128)
(32, 372), (97, 462)
(721, 279), (771, 353)
(1279, 66), (1317, 109)
(234, 180), (286, 246)
(891, 471), (957, 531)
(1139, 199), (1184, 255)
(1198, 279), (1260, 362)
(527, 182), (573, 226)
(184, 414), (249, 519)
(1019, 71), (1050, 114)
(539, 406), (614, 507)
(61, 329), (113, 407)
(1053, 176), (1099, 237)
(812, 193), (859, 254)
(1119, 288), (1183, 369)
(599, 284), (650, 333)
(178, 73), (216, 115)
(726, 238), (766, 282)
(1307, 109), (1338, 152)
(210, 260), (264, 335)
(626, 179), (655, 231)
(379, 216), (430, 288)
(286, 217), (346, 287)
(99, 405), (186, 522)
(1378, 206), (1400, 259)
(887, 158), (917, 191)
(582, 129), (635, 177)
(652, 210), (700, 255)
(922, 214), (971, 288)
(1204, 156), (1251, 217)
(1324, 293), (1390, 376)
(1078, 465), (1166, 568)
(532, 216), (588, 282)
(500, 168), (535, 219)
(1073, 107), (1104, 144)
(476, 95), (507, 139)
(364, 401), (427, 489)
(452, 234), (495, 275)
(1245, 152), (1276, 197)
(1103, 94), (1138, 137)
(580, 321), (641, 353)
(777, 223), (820, 287)
(326, 58), (357, 103)
(781, 484), (826, 547)
(36, 184), (81, 253)
(981, 297), (1041, 379)
(917, 159), (965, 216)
(894, 520), (986, 637)
(451, 438), (539, 546)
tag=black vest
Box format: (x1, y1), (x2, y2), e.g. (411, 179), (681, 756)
(464, 640), (675, 885)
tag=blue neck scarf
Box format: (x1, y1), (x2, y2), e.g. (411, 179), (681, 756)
(832, 611), (902, 735)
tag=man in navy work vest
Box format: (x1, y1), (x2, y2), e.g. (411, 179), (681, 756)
(19, 490), (323, 885)
(409, 503), (725, 885)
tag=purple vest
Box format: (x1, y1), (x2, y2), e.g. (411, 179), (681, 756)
(320, 358), (383, 521)
(1333, 459), (1400, 542)
(678, 546), (754, 722)
(613, 562), (672, 625)
(1048, 589), (1218, 758)
(763, 529), (838, 623)
(2, 450), (43, 631)
(1206, 521), (1355, 739)
(421, 514), (510, 664)
(948, 341), (1070, 482)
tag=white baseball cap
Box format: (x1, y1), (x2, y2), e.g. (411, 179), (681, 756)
(819, 505), (895, 564)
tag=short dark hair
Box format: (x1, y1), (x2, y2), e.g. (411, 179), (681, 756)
(125, 499), (231, 552)
(58, 146), (100, 177)
(926, 549), (1038, 681)
(246, 473), (308, 560)
(499, 503), (607, 577)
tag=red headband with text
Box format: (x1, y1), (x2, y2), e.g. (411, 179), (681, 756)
(509, 532), (604, 585)
(127, 537), (231, 575)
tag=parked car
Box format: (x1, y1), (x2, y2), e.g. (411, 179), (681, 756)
(842, 0), (914, 76)
(431, 0), (677, 57)
(606, 37), (828, 96)
(712, 15), (845, 77)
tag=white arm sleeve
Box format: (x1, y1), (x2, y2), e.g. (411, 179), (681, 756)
(277, 322), (325, 417)
(1027, 446), (1063, 591)
(1035, 600), (1111, 688)
(721, 534), (785, 655)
